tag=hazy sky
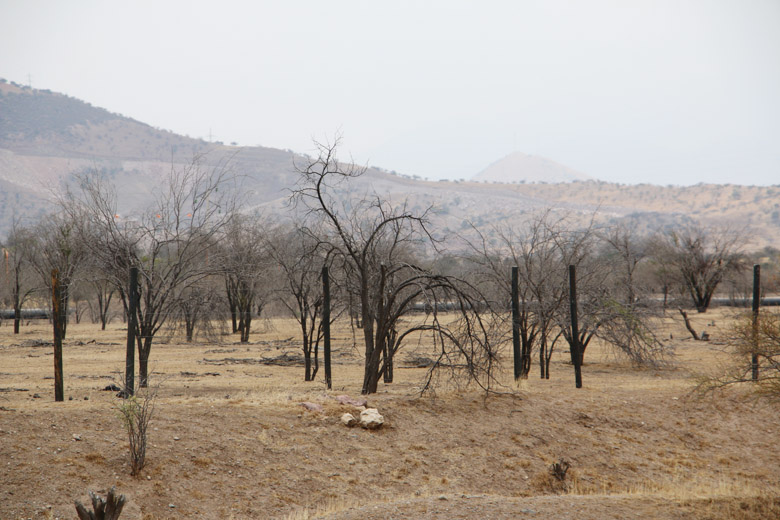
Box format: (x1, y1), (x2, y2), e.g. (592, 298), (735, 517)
(1, 0), (778, 185)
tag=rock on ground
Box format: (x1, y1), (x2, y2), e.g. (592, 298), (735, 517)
(359, 408), (384, 429)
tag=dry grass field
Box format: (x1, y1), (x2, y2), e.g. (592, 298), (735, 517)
(1, 308), (779, 519)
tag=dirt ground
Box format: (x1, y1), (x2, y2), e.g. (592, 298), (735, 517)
(1, 308), (779, 520)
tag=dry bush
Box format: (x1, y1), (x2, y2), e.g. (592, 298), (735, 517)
(116, 384), (157, 476)
(598, 300), (673, 368)
(529, 458), (574, 494)
(696, 310), (780, 399)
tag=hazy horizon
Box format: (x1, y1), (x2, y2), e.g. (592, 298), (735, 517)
(1, 0), (778, 186)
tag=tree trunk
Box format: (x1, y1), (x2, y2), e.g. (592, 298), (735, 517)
(363, 364), (380, 394)
(363, 326), (384, 394)
(360, 280), (376, 394)
(678, 309), (700, 340)
(13, 299), (20, 334)
(382, 343), (393, 383)
(240, 310), (251, 343)
(226, 278), (239, 333)
(138, 336), (152, 387)
(383, 327), (396, 384)
(301, 314), (312, 381)
(304, 350), (312, 381)
(521, 330), (532, 379)
(98, 289), (112, 331)
(185, 317), (195, 342)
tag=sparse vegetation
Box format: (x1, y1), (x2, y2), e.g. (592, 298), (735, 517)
(115, 383), (157, 477)
(2, 88), (780, 518)
(697, 310), (780, 399)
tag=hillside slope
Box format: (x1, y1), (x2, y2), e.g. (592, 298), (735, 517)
(1, 79), (779, 248)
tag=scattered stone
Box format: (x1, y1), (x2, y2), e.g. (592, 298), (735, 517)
(173, 436), (180, 441)
(72, 434), (82, 441)
(32, 393), (41, 399)
(84, 396), (88, 401)
(701, 331), (710, 341)
(301, 402), (324, 413)
(169, 503), (176, 509)
(359, 408), (384, 430)
(335, 395), (368, 407)
(68, 396), (73, 401)
(102, 384), (121, 392)
(340, 413), (357, 427)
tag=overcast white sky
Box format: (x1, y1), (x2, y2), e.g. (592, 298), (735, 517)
(1, 0), (778, 185)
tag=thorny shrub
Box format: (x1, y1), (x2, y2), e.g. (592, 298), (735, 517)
(116, 385), (157, 476)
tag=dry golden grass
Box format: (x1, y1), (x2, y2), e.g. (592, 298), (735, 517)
(1, 307), (779, 519)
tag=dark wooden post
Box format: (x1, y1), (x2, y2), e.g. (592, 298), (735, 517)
(568, 265), (582, 389)
(322, 266), (332, 390)
(752, 264), (760, 381)
(125, 266), (138, 396)
(512, 266), (522, 381)
(51, 269), (64, 402)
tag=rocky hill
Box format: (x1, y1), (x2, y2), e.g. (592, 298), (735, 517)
(472, 151), (591, 184)
(1, 78), (779, 249)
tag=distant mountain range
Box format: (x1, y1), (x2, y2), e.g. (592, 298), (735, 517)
(1, 78), (779, 249)
(473, 152), (591, 184)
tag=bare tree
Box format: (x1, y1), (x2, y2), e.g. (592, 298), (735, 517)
(656, 224), (746, 313)
(267, 223), (336, 381)
(63, 157), (237, 385)
(219, 214), (274, 343)
(292, 138), (499, 395)
(468, 211), (670, 377)
(465, 212), (586, 379)
(600, 223), (650, 307)
(697, 310), (780, 398)
(174, 281), (224, 342)
(465, 213), (556, 379)
(1, 221), (38, 334)
(87, 277), (116, 330)
(24, 212), (88, 339)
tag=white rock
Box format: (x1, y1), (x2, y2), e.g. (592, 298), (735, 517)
(340, 413), (357, 427)
(359, 408), (384, 430)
